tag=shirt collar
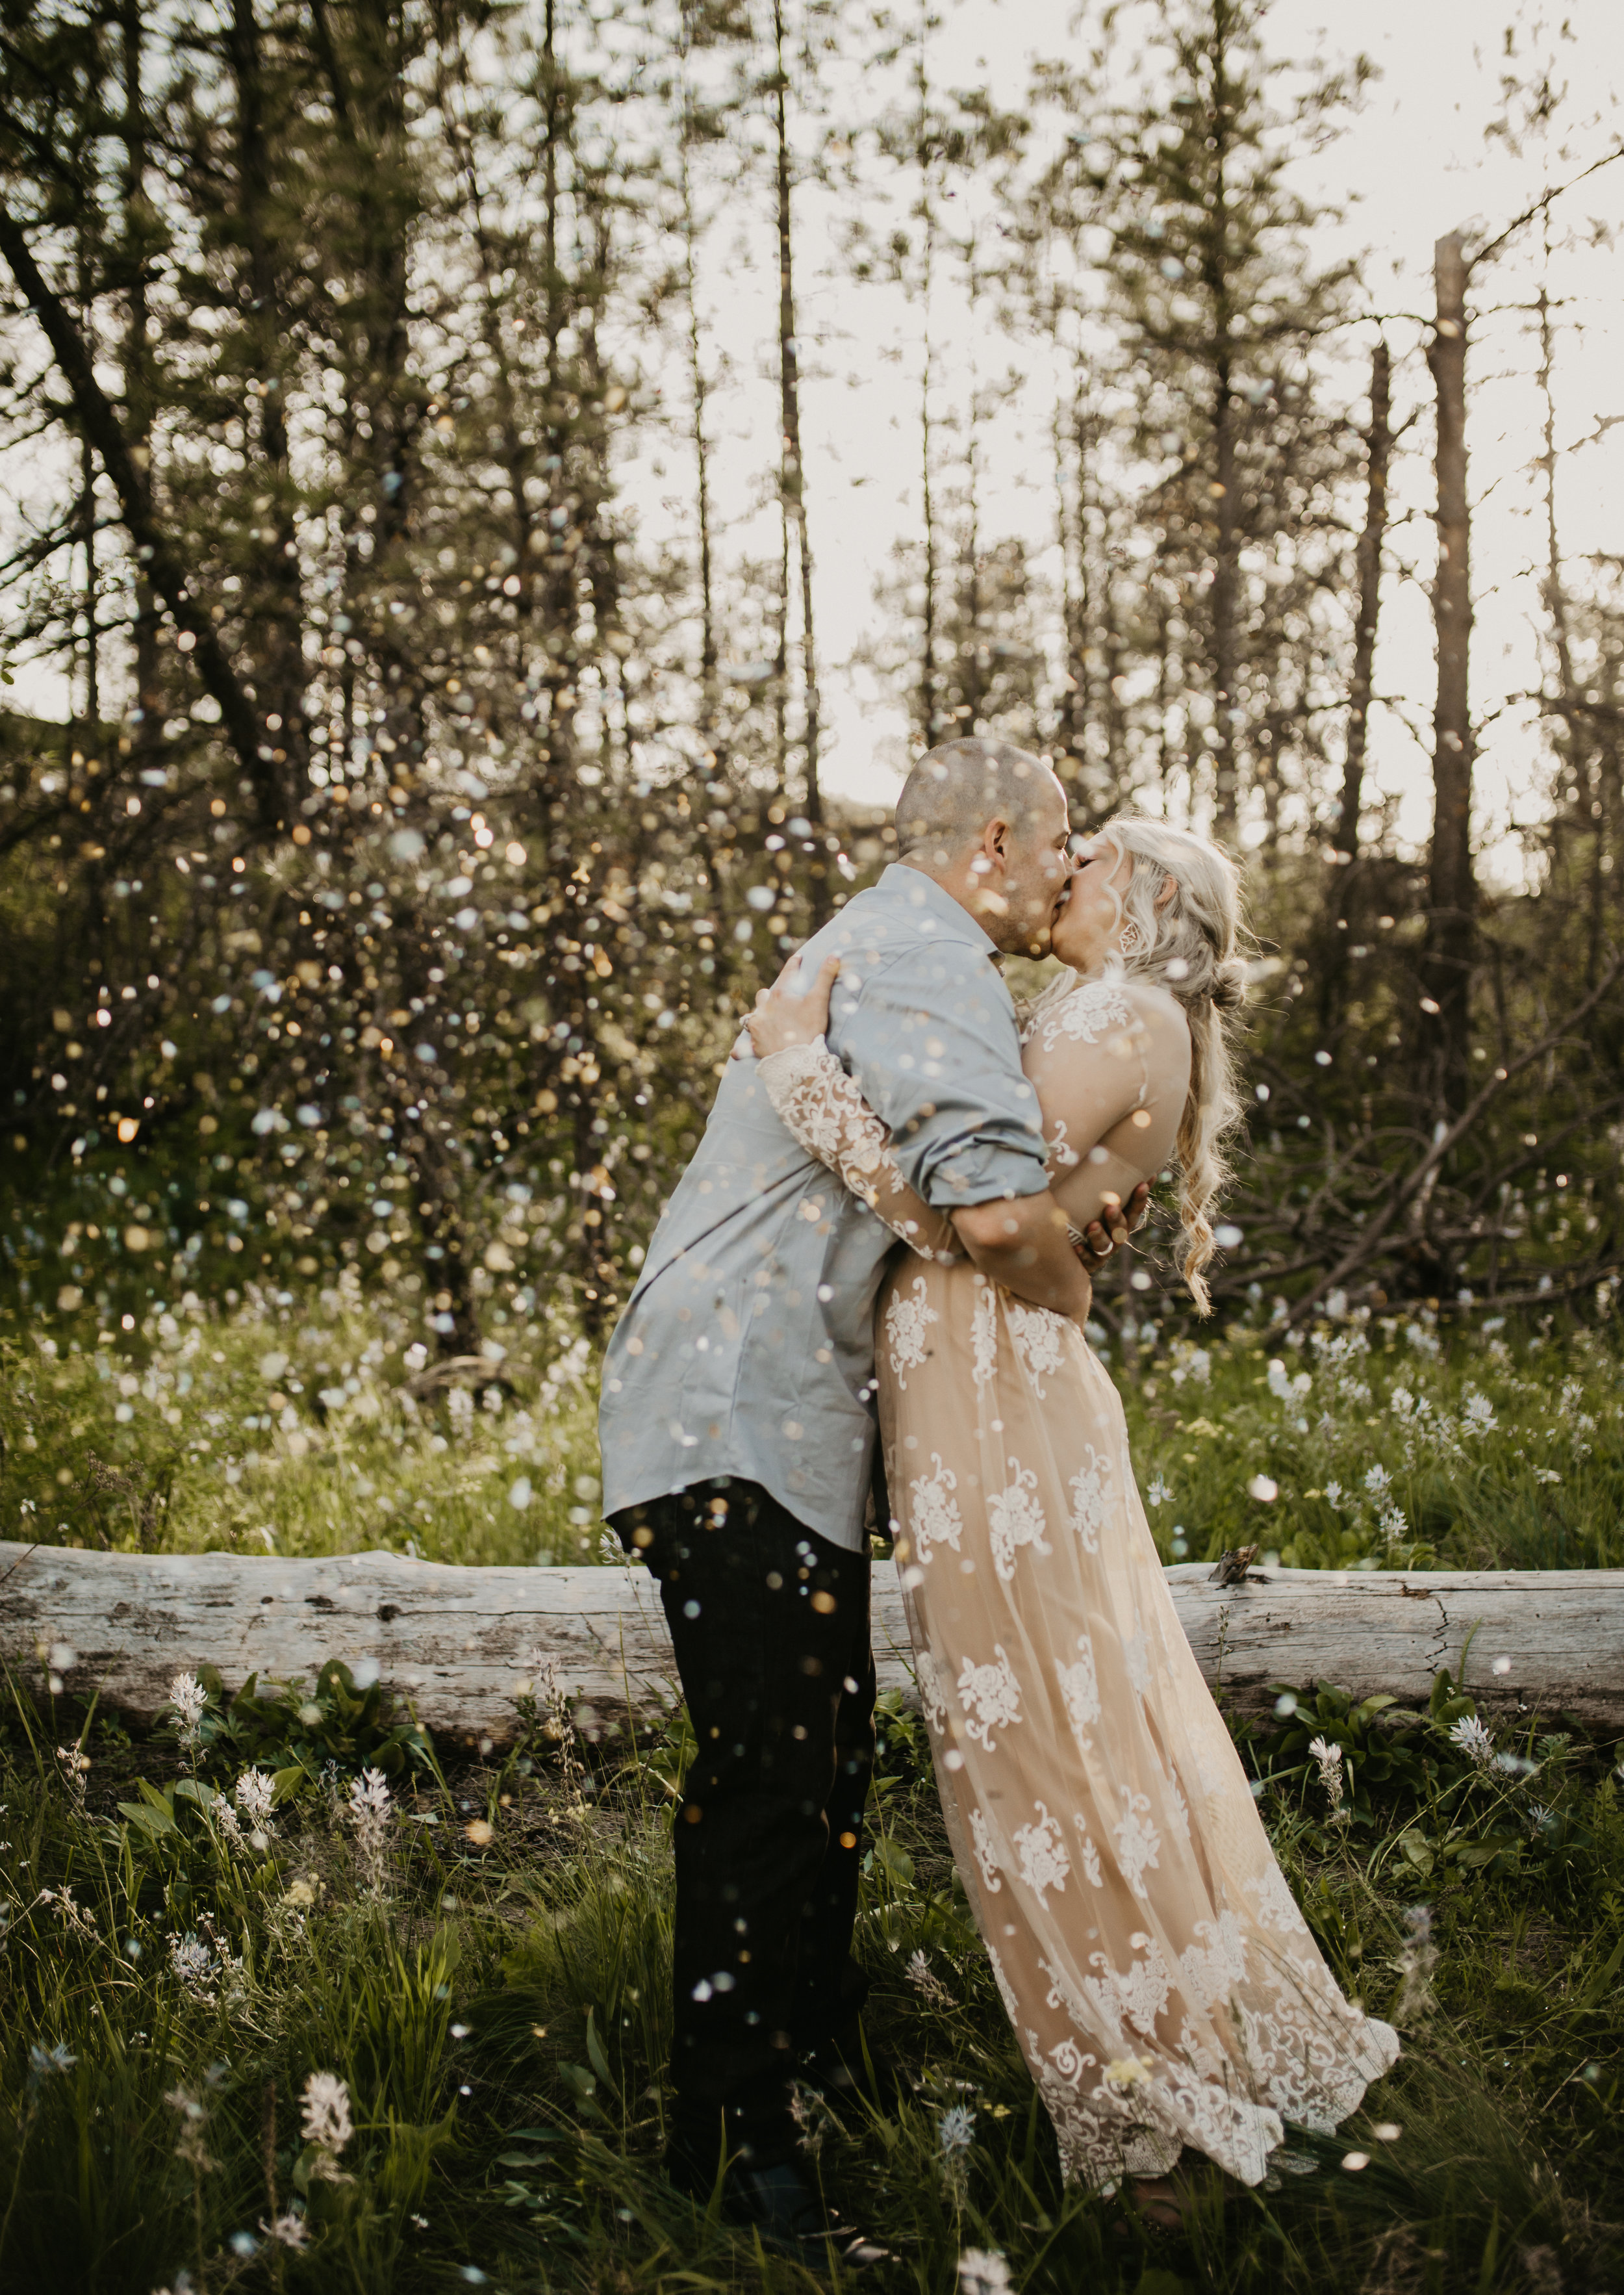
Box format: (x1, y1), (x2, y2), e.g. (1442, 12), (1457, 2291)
(876, 862), (1000, 958)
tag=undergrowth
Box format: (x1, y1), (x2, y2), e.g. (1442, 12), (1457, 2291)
(1, 1633), (1621, 2294)
(3, 1290), (1623, 2287)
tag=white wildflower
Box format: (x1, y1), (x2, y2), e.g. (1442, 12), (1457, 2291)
(939, 2103), (976, 2156)
(168, 1671), (209, 1748)
(55, 1745), (90, 1807)
(906, 1948), (954, 2007)
(260, 2210), (309, 2250)
(1379, 1505), (1408, 1542)
(1323, 1480), (1344, 1508)
(1102, 2054), (1156, 2090)
(1461, 1389), (1498, 1433)
(346, 1767), (393, 1893)
(28, 2040), (77, 2081)
(169, 1933), (217, 1988)
(300, 2070), (353, 2172)
(1363, 1463), (1391, 1496)
(231, 1769), (277, 1848)
(789, 2081), (837, 2160)
(1145, 1473), (1169, 1509)
(1308, 1736), (1347, 1819)
(958, 2249), (1014, 2295)
(1389, 1386), (1414, 1418)
(1448, 1715), (1496, 1771)
(1394, 1903), (1438, 2021)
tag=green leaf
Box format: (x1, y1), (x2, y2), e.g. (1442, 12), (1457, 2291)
(872, 1839), (915, 1888)
(1398, 1831), (1434, 1876)
(119, 1798), (178, 1839)
(585, 2008), (614, 2092)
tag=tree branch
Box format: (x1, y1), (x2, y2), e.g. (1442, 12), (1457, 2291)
(1270, 946), (1624, 1335)
(0, 199), (283, 831)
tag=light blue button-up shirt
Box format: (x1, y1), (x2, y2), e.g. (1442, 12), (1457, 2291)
(598, 864), (1050, 1550)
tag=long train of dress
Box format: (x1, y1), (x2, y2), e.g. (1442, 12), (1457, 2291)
(874, 1256), (1399, 2186)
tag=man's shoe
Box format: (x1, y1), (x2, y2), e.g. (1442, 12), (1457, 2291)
(727, 2160), (894, 2270)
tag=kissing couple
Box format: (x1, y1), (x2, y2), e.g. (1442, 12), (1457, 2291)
(598, 737), (1397, 2264)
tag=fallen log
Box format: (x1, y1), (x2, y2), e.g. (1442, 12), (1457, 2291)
(1, 1542), (1621, 1744)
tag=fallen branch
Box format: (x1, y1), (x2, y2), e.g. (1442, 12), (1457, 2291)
(3, 1545), (1620, 1742)
(1271, 949), (1624, 1336)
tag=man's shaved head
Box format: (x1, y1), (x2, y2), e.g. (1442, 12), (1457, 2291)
(896, 736), (1062, 867)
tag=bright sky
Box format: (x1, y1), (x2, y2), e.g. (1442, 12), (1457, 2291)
(761, 0), (1624, 880)
(11, 0), (1623, 888)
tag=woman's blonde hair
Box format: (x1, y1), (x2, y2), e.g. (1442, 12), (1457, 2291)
(1093, 814), (1247, 1315)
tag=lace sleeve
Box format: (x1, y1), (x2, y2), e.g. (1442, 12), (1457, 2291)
(758, 1039), (961, 1261)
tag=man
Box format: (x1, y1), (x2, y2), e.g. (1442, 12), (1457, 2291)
(600, 737), (1134, 2264)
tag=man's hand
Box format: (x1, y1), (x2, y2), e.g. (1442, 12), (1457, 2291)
(1071, 1179), (1152, 1273)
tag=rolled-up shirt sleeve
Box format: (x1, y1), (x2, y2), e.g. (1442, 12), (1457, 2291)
(831, 936), (1049, 1209)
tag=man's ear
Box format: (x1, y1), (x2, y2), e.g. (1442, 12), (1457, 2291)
(984, 815), (1012, 864)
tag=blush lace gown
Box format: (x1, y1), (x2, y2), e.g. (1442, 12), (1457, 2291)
(757, 971), (1398, 2189)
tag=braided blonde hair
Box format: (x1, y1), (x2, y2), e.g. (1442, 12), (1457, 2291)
(1094, 814), (1247, 1315)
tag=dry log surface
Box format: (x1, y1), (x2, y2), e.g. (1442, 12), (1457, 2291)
(1, 1543), (1621, 1743)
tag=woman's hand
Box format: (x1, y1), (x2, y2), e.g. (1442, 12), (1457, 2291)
(1071, 1179), (1152, 1272)
(738, 951), (841, 1060)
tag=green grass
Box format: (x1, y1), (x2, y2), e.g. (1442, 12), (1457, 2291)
(0, 1276), (603, 1568)
(3, 1287), (1624, 2289)
(1, 1659), (1621, 2292)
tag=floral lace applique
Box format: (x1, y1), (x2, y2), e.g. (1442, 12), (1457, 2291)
(956, 1646), (1023, 1751)
(1179, 1913), (1249, 2012)
(914, 1648), (950, 1735)
(1055, 1634), (1101, 1751)
(1072, 1823), (1105, 1888)
(1006, 1299), (1067, 1398)
(971, 1281), (998, 1389)
(989, 1458), (1052, 1581)
(885, 1274), (938, 1386)
(1112, 1786), (1163, 1898)
(1067, 1446), (1111, 1553)
(1013, 1802), (1071, 1900)
(1022, 975), (1135, 1055)
(908, 1452), (963, 1559)
(969, 1806), (1004, 1893)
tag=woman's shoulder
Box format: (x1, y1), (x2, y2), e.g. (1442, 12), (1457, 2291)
(1021, 969), (1180, 1050)
(1120, 976), (1189, 1037)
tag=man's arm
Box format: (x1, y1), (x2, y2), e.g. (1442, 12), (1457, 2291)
(830, 936), (1107, 1320)
(953, 1193), (1095, 1322)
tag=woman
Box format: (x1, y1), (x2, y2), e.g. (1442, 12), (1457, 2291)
(744, 815), (1397, 2219)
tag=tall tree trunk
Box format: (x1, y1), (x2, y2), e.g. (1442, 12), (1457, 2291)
(771, 0), (827, 918)
(676, 52), (721, 776)
(1536, 275), (1606, 986)
(915, 21), (940, 750)
(79, 430), (99, 730)
(1335, 335), (1391, 858)
(229, 0), (305, 812)
(120, 0), (161, 775)
(1207, 13), (1239, 840)
(1421, 231), (1475, 1110)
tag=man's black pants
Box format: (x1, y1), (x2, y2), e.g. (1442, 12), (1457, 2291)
(613, 1478), (876, 2175)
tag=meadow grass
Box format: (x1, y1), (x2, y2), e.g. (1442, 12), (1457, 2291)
(1, 1287), (1623, 2290)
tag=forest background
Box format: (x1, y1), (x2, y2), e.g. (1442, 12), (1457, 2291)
(6, 8), (1624, 2292)
(2, 0), (1624, 1481)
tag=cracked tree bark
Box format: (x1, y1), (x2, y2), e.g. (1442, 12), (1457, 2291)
(3, 1545), (1620, 1745)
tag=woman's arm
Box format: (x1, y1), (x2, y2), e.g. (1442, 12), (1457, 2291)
(756, 1036), (961, 1259)
(745, 955), (1147, 1275)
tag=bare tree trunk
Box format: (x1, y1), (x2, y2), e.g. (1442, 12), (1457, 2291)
(771, 0), (827, 919)
(1336, 335), (1391, 858)
(120, 0), (162, 774)
(1422, 231), (1475, 1110)
(229, 0), (306, 811)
